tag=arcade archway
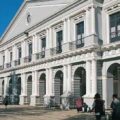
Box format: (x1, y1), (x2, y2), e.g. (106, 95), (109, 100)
(54, 70), (63, 105)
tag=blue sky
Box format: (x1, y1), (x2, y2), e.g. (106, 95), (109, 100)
(0, 0), (23, 38)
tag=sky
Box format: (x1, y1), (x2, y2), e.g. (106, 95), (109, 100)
(0, 0), (23, 38)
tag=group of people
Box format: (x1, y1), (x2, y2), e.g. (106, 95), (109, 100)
(75, 93), (120, 120)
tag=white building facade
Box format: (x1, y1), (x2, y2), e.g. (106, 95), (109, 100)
(0, 0), (120, 108)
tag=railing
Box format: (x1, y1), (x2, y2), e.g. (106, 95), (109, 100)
(14, 59), (21, 66)
(70, 39), (84, 50)
(50, 45), (62, 55)
(36, 51), (45, 60)
(24, 56), (32, 63)
(0, 65), (4, 70)
(6, 62), (11, 68)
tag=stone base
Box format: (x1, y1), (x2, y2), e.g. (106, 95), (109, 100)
(30, 95), (40, 106)
(44, 95), (55, 108)
(60, 97), (70, 110)
(0, 95), (3, 104)
(83, 95), (94, 109)
(19, 95), (28, 105)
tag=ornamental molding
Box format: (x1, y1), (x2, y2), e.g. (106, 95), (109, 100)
(37, 30), (46, 38)
(52, 22), (63, 31)
(103, 1), (120, 13)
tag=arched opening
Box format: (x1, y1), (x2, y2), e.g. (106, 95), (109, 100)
(107, 63), (120, 100)
(73, 67), (86, 97)
(39, 73), (46, 105)
(15, 77), (21, 104)
(54, 70), (63, 105)
(2, 80), (4, 96)
(27, 75), (32, 104)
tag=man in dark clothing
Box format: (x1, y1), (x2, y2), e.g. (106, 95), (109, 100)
(92, 93), (105, 120)
(111, 94), (120, 120)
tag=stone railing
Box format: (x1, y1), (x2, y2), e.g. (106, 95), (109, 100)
(14, 59), (21, 66)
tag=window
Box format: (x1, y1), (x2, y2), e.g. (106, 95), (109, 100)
(41, 37), (46, 51)
(110, 12), (120, 42)
(56, 30), (63, 53)
(10, 52), (12, 62)
(41, 37), (46, 58)
(76, 21), (84, 48)
(18, 47), (21, 59)
(3, 56), (5, 66)
(28, 43), (32, 56)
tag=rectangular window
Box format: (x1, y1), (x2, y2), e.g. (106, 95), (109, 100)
(41, 37), (46, 51)
(110, 12), (120, 42)
(10, 52), (12, 62)
(18, 47), (21, 59)
(76, 21), (84, 48)
(28, 43), (32, 56)
(56, 30), (63, 53)
(3, 56), (5, 66)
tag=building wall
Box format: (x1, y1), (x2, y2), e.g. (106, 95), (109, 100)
(0, 0), (120, 108)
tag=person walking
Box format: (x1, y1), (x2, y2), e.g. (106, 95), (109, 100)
(75, 97), (83, 112)
(111, 94), (120, 120)
(91, 93), (105, 120)
(3, 96), (9, 109)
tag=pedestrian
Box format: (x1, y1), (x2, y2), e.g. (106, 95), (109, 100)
(75, 97), (83, 112)
(3, 96), (9, 109)
(91, 93), (105, 120)
(110, 94), (120, 120)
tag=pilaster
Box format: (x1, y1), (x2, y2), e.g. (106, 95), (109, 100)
(91, 6), (96, 34)
(63, 65), (67, 92)
(91, 59), (97, 95)
(20, 73), (27, 105)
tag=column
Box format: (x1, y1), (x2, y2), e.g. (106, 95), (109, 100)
(44, 68), (51, 107)
(20, 73), (26, 105)
(86, 60), (91, 96)
(46, 28), (50, 57)
(91, 6), (96, 34)
(91, 59), (97, 95)
(49, 68), (53, 95)
(4, 77), (9, 97)
(67, 18), (71, 42)
(63, 65), (67, 92)
(31, 71), (38, 106)
(49, 28), (52, 49)
(85, 9), (90, 36)
(5, 49), (9, 67)
(46, 28), (49, 49)
(32, 71), (38, 96)
(46, 69), (49, 95)
(63, 19), (67, 43)
(21, 41), (26, 63)
(32, 35), (38, 61)
(67, 64), (72, 92)
(102, 75), (108, 108)
(12, 45), (17, 66)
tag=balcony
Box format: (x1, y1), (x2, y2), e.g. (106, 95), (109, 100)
(36, 51), (45, 60)
(51, 45), (62, 55)
(14, 59), (21, 66)
(0, 65), (4, 70)
(70, 39), (84, 50)
(6, 62), (11, 68)
(24, 56), (32, 63)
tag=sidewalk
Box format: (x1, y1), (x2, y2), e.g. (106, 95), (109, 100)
(0, 105), (96, 120)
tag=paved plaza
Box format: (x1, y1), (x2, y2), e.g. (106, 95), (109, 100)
(0, 105), (96, 120)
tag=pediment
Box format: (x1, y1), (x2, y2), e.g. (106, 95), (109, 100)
(1, 0), (76, 43)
